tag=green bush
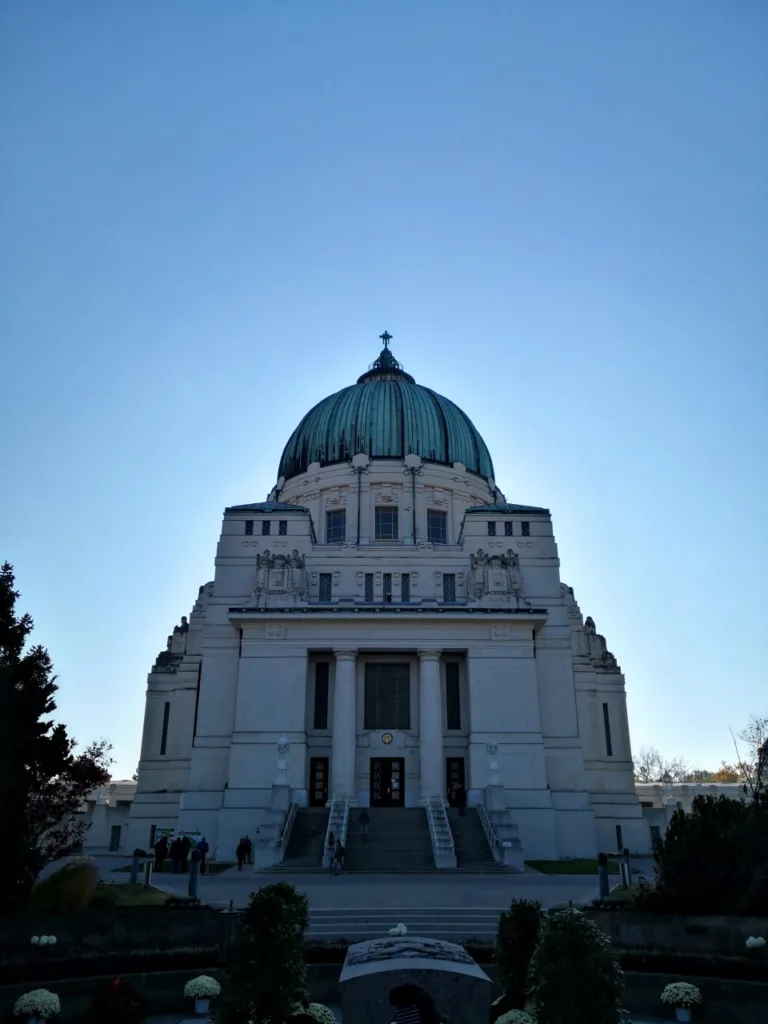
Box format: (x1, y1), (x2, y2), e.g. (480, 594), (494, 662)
(29, 857), (99, 910)
(493, 898), (542, 1009)
(636, 794), (768, 915)
(528, 908), (623, 1024)
(217, 882), (310, 1023)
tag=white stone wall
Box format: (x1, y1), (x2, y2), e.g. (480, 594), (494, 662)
(129, 453), (651, 859)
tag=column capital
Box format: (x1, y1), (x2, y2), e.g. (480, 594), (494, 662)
(333, 648), (358, 661)
(417, 649), (442, 662)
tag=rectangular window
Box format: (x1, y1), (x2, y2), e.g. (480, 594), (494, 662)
(427, 509), (447, 544)
(446, 662), (461, 730)
(442, 573), (456, 602)
(160, 701), (170, 755)
(262, 520), (271, 535)
(401, 573), (411, 602)
(149, 824), (157, 848)
(615, 824), (624, 852)
(279, 520), (288, 535)
(313, 662), (329, 729)
(504, 521), (514, 536)
(365, 573), (374, 602)
(319, 573), (332, 602)
(375, 506), (399, 540)
(650, 825), (662, 850)
(326, 508), (346, 543)
(364, 663), (410, 730)
(521, 521), (530, 536)
(487, 521), (496, 536)
(602, 702), (613, 757)
(383, 573), (392, 601)
(245, 520), (254, 535)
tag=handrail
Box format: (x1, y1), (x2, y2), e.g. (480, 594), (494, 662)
(426, 794), (454, 851)
(322, 794), (349, 867)
(276, 801), (298, 848)
(478, 801), (502, 847)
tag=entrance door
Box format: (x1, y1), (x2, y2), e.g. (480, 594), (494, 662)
(109, 825), (122, 852)
(370, 757), (405, 807)
(446, 757), (466, 805)
(309, 757), (329, 807)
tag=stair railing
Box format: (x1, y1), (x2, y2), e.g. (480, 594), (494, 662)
(477, 801), (507, 861)
(276, 801), (298, 850)
(322, 794), (349, 868)
(426, 793), (456, 868)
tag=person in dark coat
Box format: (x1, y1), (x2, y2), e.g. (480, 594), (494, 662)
(197, 836), (210, 875)
(153, 835), (168, 872)
(358, 809), (370, 841)
(236, 839), (247, 871)
(169, 836), (182, 873)
(180, 834), (191, 872)
(243, 834), (253, 864)
(455, 784), (467, 817)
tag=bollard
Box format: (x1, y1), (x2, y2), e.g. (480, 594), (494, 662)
(619, 861), (628, 887)
(143, 861), (153, 888)
(623, 847), (631, 886)
(598, 852), (610, 900)
(188, 850), (200, 900)
(130, 854), (140, 886)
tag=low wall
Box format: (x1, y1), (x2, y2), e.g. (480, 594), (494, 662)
(0, 908), (229, 959)
(623, 972), (767, 1024)
(584, 911), (768, 955)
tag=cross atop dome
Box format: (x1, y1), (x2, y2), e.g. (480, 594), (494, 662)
(380, 330), (393, 348)
(357, 330), (416, 385)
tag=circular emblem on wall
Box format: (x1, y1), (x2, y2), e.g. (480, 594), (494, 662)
(382, 733), (393, 745)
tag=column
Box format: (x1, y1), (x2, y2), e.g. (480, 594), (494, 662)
(418, 650), (444, 800)
(331, 649), (358, 799)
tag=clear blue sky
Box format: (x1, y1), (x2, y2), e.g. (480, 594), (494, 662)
(2, 2), (766, 780)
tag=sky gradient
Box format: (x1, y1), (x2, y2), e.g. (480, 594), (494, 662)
(2, 1), (766, 779)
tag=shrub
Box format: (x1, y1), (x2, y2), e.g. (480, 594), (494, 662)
(660, 982), (702, 1008)
(13, 988), (61, 1019)
(184, 975), (221, 999)
(303, 1004), (336, 1024)
(495, 1012), (535, 1024)
(218, 882), (310, 1023)
(29, 857), (99, 910)
(493, 898), (542, 1009)
(528, 908), (623, 1024)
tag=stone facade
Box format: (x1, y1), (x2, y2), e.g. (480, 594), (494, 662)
(130, 346), (649, 862)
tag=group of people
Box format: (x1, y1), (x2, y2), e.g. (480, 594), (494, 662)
(326, 831), (345, 875)
(235, 834), (254, 870)
(152, 833), (210, 874)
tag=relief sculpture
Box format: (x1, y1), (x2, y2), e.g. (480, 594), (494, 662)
(469, 548), (529, 607)
(251, 549), (306, 607)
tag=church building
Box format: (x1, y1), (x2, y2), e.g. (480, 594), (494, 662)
(130, 335), (648, 864)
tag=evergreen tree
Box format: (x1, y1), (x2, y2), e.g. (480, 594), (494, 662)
(0, 562), (111, 911)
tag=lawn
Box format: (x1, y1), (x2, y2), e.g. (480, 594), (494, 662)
(525, 858), (620, 875)
(113, 861), (236, 875)
(98, 883), (171, 906)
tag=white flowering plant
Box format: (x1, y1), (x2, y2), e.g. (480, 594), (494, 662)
(660, 982), (702, 1008)
(746, 936), (766, 950)
(305, 1003), (337, 1024)
(183, 975), (222, 999)
(13, 988), (61, 1018)
(495, 1011), (535, 1024)
(388, 923), (408, 936)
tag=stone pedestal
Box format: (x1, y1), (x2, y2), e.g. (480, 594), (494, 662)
(340, 936), (491, 1024)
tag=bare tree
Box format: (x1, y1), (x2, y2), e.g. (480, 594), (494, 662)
(731, 715), (768, 804)
(633, 747), (692, 783)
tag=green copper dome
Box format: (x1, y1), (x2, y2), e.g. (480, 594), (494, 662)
(278, 336), (495, 482)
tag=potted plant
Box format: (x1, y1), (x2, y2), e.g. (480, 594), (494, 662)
(494, 1012), (535, 1024)
(660, 982), (702, 1022)
(303, 1004), (337, 1024)
(184, 975), (222, 1015)
(13, 988), (61, 1023)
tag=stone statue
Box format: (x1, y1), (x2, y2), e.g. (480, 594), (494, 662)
(275, 735), (290, 785)
(252, 550), (306, 605)
(468, 548), (529, 606)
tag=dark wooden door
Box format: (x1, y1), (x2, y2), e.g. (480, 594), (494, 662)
(446, 757), (466, 804)
(309, 757), (329, 807)
(370, 757), (405, 807)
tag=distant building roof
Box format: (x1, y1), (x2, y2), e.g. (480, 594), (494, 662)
(225, 501), (310, 514)
(465, 502), (549, 515)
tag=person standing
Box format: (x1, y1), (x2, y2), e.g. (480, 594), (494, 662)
(332, 840), (345, 875)
(197, 835), (210, 875)
(168, 835), (182, 876)
(236, 839), (247, 871)
(153, 834), (168, 872)
(358, 809), (370, 841)
(180, 834), (191, 872)
(243, 834), (253, 864)
(455, 784), (467, 817)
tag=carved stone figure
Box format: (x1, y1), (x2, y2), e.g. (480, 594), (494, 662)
(252, 550), (306, 606)
(468, 548), (529, 606)
(275, 734), (290, 785)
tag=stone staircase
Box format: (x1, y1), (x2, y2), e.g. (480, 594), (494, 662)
(447, 807), (509, 872)
(344, 807), (437, 873)
(266, 807), (328, 873)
